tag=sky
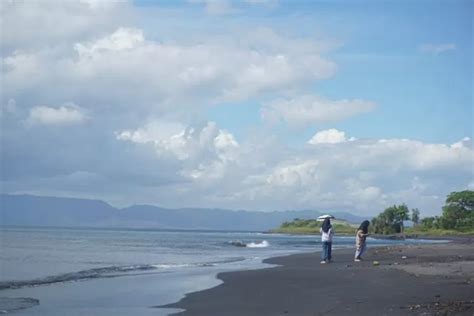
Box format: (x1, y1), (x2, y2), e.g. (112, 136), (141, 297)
(1, 0), (472, 216)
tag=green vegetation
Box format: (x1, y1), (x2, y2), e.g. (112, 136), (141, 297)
(425, 190), (474, 231)
(371, 204), (410, 234)
(272, 218), (357, 235)
(273, 190), (474, 237)
(372, 190), (474, 236)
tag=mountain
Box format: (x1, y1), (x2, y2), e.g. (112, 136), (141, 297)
(0, 194), (367, 231)
(0, 194), (117, 227)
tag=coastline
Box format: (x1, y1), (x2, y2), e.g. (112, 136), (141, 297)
(1, 232), (472, 315)
(161, 240), (474, 315)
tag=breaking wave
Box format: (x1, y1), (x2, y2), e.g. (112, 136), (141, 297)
(228, 240), (269, 248)
(246, 240), (269, 248)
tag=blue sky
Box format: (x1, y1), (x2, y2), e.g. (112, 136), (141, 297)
(1, 0), (472, 215)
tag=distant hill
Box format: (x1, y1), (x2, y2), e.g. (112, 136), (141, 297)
(272, 218), (358, 235)
(0, 194), (367, 231)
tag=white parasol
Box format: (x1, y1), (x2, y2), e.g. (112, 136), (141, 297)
(317, 214), (335, 221)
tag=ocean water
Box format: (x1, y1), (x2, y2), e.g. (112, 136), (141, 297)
(0, 226), (443, 315)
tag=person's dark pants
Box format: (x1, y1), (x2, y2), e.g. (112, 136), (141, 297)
(321, 241), (332, 261)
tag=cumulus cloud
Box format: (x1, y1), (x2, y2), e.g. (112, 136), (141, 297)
(1, 2), (470, 217)
(344, 179), (383, 202)
(26, 104), (87, 126)
(261, 95), (375, 126)
(264, 159), (320, 188)
(372, 138), (473, 171)
(79, 0), (124, 10)
(114, 122), (474, 215)
(2, 27), (336, 114)
(0, 4), (344, 210)
(117, 121), (240, 180)
(418, 43), (456, 54)
(308, 129), (347, 144)
(0, 0), (132, 53)
(116, 120), (185, 146)
(231, 134), (473, 213)
(451, 137), (472, 149)
(74, 27), (144, 57)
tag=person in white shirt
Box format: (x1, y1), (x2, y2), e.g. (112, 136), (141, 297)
(319, 218), (334, 264)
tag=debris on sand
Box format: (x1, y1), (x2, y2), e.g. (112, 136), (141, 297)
(405, 300), (474, 315)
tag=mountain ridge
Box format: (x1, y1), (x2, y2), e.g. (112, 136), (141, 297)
(0, 194), (367, 231)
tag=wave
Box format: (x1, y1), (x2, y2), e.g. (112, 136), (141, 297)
(228, 240), (269, 248)
(246, 240), (269, 248)
(0, 257), (246, 290)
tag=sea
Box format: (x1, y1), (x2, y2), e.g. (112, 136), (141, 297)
(0, 226), (445, 315)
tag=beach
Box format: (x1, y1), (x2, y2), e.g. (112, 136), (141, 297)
(1, 230), (473, 315)
(162, 239), (474, 316)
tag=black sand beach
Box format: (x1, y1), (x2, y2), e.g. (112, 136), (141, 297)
(162, 241), (474, 316)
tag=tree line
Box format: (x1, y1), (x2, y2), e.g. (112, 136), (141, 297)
(371, 190), (474, 234)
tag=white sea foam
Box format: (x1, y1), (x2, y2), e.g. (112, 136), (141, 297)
(246, 240), (269, 248)
(152, 263), (194, 269)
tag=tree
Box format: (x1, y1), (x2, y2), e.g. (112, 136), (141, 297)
(372, 204), (410, 234)
(446, 190), (474, 209)
(440, 190), (474, 230)
(372, 207), (395, 234)
(418, 191), (474, 231)
(420, 216), (436, 229)
(411, 208), (420, 226)
(394, 204), (410, 234)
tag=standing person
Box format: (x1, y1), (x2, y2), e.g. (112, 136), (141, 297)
(354, 220), (370, 262)
(320, 218), (334, 264)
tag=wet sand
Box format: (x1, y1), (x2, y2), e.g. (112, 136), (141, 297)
(162, 240), (474, 315)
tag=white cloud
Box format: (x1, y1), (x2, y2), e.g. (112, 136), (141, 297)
(116, 120), (185, 145)
(27, 104), (87, 125)
(75, 27), (144, 57)
(344, 179), (383, 202)
(261, 95), (375, 126)
(418, 43), (456, 54)
(308, 128), (347, 144)
(3, 27), (336, 111)
(0, 0), (132, 52)
(1, 2), (470, 217)
(451, 137), (471, 149)
(117, 121), (240, 180)
(264, 159), (320, 187)
(223, 132), (474, 214)
(5, 98), (474, 215)
(79, 0), (123, 10)
(373, 138), (473, 171)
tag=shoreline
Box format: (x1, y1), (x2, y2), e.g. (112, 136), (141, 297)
(161, 240), (474, 315)
(1, 235), (472, 315)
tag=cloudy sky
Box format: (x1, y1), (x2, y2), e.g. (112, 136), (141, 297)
(1, 0), (472, 216)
